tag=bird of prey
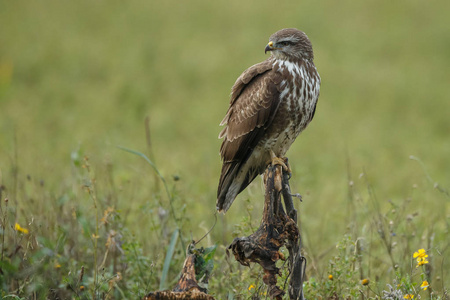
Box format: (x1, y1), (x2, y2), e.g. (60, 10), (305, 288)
(217, 28), (321, 213)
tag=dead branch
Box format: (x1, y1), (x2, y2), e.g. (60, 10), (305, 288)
(227, 163), (305, 300)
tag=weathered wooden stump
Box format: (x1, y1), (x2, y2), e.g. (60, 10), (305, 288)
(144, 163), (305, 300)
(144, 247), (216, 300)
(228, 163), (305, 300)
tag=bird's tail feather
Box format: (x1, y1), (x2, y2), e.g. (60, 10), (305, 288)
(217, 162), (238, 212)
(216, 162), (258, 213)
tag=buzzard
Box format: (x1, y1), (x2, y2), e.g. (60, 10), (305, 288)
(217, 28), (321, 213)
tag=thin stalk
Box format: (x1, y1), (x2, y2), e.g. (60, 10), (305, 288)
(83, 157), (99, 299)
(117, 146), (186, 252)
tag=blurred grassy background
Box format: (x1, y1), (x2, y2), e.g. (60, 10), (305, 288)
(1, 0), (449, 297)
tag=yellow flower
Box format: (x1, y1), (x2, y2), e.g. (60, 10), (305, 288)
(248, 284), (255, 291)
(413, 249), (428, 259)
(328, 274), (333, 280)
(55, 263), (61, 269)
(416, 257), (429, 268)
(80, 285), (85, 291)
(14, 223), (29, 234)
(404, 294), (414, 299)
(361, 278), (370, 286)
(420, 281), (429, 290)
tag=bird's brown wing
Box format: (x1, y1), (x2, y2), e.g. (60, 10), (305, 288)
(217, 59), (283, 212)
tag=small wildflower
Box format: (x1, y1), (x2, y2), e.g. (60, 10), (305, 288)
(420, 281), (429, 290)
(248, 284), (255, 291)
(416, 257), (429, 268)
(80, 285), (85, 291)
(413, 249), (429, 268)
(361, 278), (369, 286)
(14, 223), (29, 234)
(55, 263), (61, 269)
(328, 274), (333, 280)
(413, 249), (428, 259)
(404, 294), (414, 299)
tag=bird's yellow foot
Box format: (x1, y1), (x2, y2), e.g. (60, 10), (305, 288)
(269, 150), (292, 176)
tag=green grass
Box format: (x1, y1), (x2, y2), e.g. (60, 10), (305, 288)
(0, 1), (449, 299)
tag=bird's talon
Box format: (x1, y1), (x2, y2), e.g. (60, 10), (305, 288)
(269, 150), (287, 170)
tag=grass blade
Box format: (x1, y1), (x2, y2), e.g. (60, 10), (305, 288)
(159, 228), (179, 290)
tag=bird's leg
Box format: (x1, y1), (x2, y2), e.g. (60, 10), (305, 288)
(268, 150), (290, 192)
(269, 150), (292, 176)
(269, 150), (287, 169)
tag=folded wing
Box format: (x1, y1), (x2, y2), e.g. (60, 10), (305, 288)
(217, 59), (282, 212)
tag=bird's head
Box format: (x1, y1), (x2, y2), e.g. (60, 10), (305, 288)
(265, 28), (314, 61)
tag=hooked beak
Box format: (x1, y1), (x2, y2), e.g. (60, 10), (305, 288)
(265, 41), (274, 54)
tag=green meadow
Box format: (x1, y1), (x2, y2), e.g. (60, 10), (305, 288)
(0, 1), (449, 299)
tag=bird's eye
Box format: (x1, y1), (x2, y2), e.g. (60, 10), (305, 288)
(279, 41), (290, 47)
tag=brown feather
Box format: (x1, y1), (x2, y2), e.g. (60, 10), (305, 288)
(219, 59), (282, 161)
(217, 58), (283, 211)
